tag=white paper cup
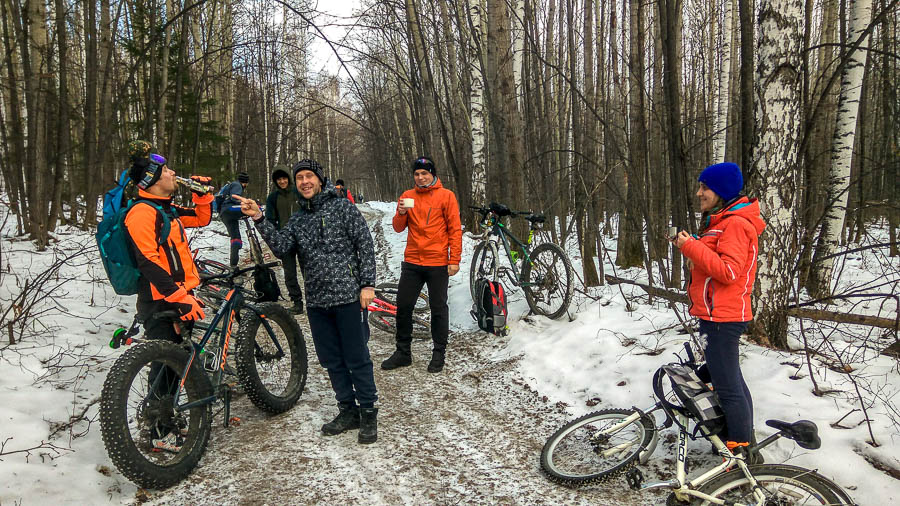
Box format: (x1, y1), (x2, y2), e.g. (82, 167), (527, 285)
(402, 198), (415, 208)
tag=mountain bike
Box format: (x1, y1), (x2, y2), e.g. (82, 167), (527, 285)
(99, 262), (308, 489)
(469, 203), (574, 319)
(367, 283), (431, 338)
(539, 343), (855, 505)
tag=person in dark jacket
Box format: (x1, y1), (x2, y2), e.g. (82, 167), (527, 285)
(264, 165), (304, 314)
(334, 178), (356, 204)
(671, 161), (766, 462)
(235, 159), (380, 444)
(219, 172), (250, 266)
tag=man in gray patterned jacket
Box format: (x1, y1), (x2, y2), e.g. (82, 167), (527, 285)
(235, 159), (380, 444)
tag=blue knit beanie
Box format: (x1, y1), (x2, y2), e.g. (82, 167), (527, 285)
(698, 162), (743, 201)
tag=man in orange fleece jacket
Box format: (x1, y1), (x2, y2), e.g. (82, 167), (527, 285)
(382, 156), (462, 373)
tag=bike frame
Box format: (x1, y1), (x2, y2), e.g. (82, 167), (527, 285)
(368, 297), (398, 315)
(605, 402), (768, 506)
(476, 216), (536, 288)
(141, 270), (286, 415)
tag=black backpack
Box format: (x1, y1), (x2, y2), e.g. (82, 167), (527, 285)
(252, 265), (281, 302)
(471, 278), (508, 336)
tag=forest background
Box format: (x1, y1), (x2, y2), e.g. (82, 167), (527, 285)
(0, 0), (898, 352)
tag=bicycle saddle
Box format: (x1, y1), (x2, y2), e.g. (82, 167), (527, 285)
(489, 202), (512, 216)
(527, 213), (546, 224)
(766, 419), (821, 450)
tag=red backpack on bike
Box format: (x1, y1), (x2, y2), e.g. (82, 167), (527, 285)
(471, 278), (508, 336)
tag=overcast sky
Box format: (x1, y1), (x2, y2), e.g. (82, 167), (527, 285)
(308, 0), (360, 77)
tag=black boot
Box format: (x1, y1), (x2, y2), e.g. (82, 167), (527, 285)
(358, 407), (378, 444)
(381, 350), (412, 370)
(321, 403), (360, 435)
(427, 351), (445, 373)
(289, 299), (304, 315)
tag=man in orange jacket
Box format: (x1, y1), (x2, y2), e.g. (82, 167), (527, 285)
(382, 156), (462, 373)
(123, 144), (214, 452)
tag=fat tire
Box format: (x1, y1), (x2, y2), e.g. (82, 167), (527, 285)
(522, 242), (574, 320)
(235, 303), (307, 413)
(692, 464), (844, 505)
(374, 282), (429, 314)
(99, 341), (213, 489)
(540, 408), (655, 487)
(469, 241), (499, 300)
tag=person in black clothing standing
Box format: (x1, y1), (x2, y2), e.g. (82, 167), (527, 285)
(235, 159), (380, 444)
(219, 172), (249, 267)
(264, 165), (304, 314)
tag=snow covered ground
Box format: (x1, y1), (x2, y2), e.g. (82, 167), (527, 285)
(0, 198), (898, 504)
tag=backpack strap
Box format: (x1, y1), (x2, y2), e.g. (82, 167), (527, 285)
(131, 200), (173, 247)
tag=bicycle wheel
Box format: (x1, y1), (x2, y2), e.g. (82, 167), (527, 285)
(470, 241), (499, 300)
(693, 464), (844, 505)
(375, 282), (429, 314)
(714, 464), (857, 505)
(367, 311), (431, 339)
(99, 340), (213, 489)
(522, 242), (574, 320)
(234, 303), (307, 413)
(540, 408), (655, 486)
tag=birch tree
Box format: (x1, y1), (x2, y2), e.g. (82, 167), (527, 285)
(809, 0), (875, 297)
(751, 0), (804, 347)
(712, 0), (733, 162)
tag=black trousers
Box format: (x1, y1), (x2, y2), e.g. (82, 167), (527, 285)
(220, 209), (242, 266)
(136, 298), (193, 437)
(306, 302), (378, 407)
(280, 249), (304, 304)
(696, 320), (753, 443)
(395, 262), (449, 355)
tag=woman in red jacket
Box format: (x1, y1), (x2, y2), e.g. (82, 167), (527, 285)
(671, 162), (766, 456)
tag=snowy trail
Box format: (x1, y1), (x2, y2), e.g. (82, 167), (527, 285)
(143, 322), (647, 505)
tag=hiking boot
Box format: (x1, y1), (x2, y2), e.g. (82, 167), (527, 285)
(289, 300), (304, 315)
(151, 432), (184, 453)
(381, 350), (412, 370)
(322, 403), (360, 435)
(358, 407), (378, 444)
(427, 351), (445, 373)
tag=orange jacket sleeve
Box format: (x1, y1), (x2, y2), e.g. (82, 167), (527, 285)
(176, 193), (213, 228)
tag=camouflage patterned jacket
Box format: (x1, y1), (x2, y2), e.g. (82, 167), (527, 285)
(253, 182), (376, 308)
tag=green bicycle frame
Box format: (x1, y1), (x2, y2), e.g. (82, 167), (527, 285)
(482, 218), (538, 289)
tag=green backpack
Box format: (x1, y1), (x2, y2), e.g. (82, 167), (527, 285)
(96, 171), (173, 295)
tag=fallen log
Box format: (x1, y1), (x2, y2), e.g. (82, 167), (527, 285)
(785, 308), (900, 331)
(604, 275), (689, 304)
(605, 275), (899, 332)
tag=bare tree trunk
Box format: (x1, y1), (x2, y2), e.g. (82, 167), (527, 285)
(737, 0), (755, 173)
(617, 0), (647, 269)
(751, 0), (804, 348)
(660, 0), (688, 286)
(468, 0), (487, 208)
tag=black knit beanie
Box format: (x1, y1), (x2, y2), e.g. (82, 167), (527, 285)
(412, 156), (436, 176)
(292, 159), (325, 185)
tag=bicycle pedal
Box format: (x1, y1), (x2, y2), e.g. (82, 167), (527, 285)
(625, 468), (644, 490)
